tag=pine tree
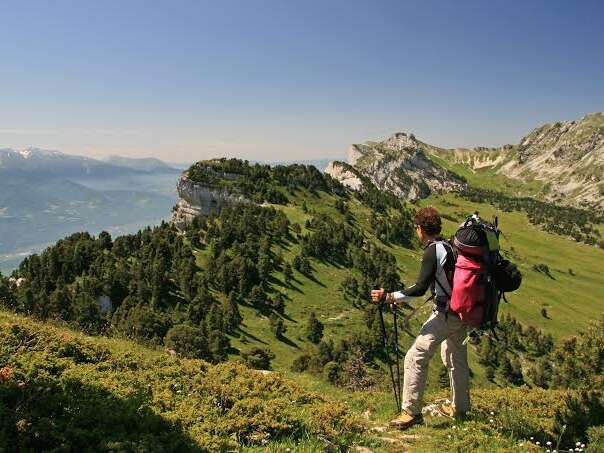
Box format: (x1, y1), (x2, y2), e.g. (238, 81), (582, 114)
(293, 255), (302, 272)
(269, 313), (286, 339)
(283, 262), (293, 286)
(164, 324), (209, 360)
(0, 274), (16, 309)
(249, 285), (266, 308)
(49, 288), (72, 321)
(206, 304), (225, 333)
(223, 292), (242, 332)
(510, 357), (524, 385)
(208, 329), (230, 363)
(188, 288), (214, 325)
(498, 356), (514, 383)
(271, 293), (285, 314)
(305, 312), (324, 344)
(17, 287), (35, 315)
(299, 256), (312, 276)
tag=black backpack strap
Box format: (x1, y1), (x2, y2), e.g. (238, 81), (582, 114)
(434, 277), (451, 300)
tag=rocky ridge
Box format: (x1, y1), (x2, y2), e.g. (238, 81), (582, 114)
(430, 113), (604, 209)
(501, 113), (604, 208)
(328, 113), (604, 209)
(326, 132), (465, 201)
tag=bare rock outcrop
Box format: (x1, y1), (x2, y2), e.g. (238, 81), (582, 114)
(327, 132), (465, 202)
(324, 161), (363, 191)
(171, 172), (248, 228)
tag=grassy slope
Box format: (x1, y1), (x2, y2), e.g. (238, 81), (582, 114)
(191, 183), (604, 437)
(428, 151), (548, 199)
(217, 186), (603, 369)
(0, 309), (584, 453)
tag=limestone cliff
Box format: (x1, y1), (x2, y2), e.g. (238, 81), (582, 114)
(171, 172), (248, 227)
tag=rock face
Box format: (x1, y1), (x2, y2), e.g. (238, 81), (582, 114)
(326, 132), (465, 201)
(430, 112), (604, 209)
(500, 113), (604, 209)
(324, 161), (363, 191)
(171, 172), (248, 227)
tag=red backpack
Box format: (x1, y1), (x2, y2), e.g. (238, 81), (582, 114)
(448, 214), (522, 328)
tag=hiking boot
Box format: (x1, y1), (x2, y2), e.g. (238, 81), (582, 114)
(439, 404), (468, 420)
(388, 411), (423, 430)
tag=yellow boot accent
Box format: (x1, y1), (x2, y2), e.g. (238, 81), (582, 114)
(388, 411), (424, 430)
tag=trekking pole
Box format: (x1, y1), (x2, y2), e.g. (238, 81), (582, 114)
(378, 302), (400, 412)
(391, 304), (402, 410)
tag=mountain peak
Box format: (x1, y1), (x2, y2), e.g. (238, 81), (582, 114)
(382, 131), (419, 150)
(331, 132), (464, 202)
(18, 147), (66, 159)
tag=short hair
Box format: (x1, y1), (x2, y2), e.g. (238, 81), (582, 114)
(414, 207), (441, 236)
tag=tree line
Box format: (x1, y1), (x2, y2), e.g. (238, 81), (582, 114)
(187, 158), (347, 204)
(460, 186), (604, 248)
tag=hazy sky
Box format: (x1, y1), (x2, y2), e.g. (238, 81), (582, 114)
(1, 0), (603, 162)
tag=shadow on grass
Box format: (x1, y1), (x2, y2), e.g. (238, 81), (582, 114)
(238, 326), (269, 345)
(280, 312), (297, 323)
(0, 374), (201, 452)
(277, 335), (300, 349)
(301, 270), (326, 288)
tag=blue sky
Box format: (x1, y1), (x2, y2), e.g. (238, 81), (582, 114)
(1, 0), (603, 162)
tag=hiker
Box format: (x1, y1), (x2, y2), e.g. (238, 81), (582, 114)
(371, 207), (469, 429)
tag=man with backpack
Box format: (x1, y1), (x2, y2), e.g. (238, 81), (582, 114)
(372, 207), (521, 430)
(371, 207), (469, 429)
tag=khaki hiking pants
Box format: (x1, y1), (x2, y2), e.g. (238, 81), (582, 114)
(402, 310), (470, 416)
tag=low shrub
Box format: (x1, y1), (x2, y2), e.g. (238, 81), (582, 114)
(0, 315), (365, 451)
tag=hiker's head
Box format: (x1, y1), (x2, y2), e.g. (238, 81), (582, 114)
(414, 207), (441, 243)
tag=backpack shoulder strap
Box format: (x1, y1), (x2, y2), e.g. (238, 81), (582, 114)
(434, 241), (452, 299)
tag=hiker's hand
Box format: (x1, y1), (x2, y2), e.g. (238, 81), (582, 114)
(371, 288), (386, 303)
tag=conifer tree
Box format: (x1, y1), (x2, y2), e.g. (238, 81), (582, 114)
(223, 292), (242, 332)
(283, 262), (293, 286)
(208, 329), (230, 363)
(269, 313), (286, 339)
(305, 312), (324, 344)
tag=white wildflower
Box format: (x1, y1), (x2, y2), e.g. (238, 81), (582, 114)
(576, 442), (582, 447)
(536, 441), (541, 446)
(547, 441), (552, 446)
(490, 411), (494, 415)
(581, 445), (585, 449)
(489, 418), (494, 423)
(531, 437), (535, 440)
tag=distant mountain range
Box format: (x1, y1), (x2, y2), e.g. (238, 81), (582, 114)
(0, 147), (181, 177)
(0, 148), (183, 273)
